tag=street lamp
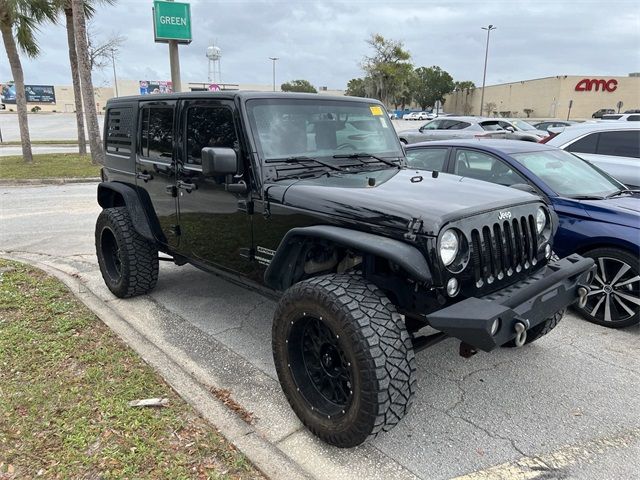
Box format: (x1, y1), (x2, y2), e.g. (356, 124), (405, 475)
(479, 24), (496, 116)
(111, 48), (119, 98)
(269, 56), (279, 92)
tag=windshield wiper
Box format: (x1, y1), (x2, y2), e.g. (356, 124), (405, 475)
(266, 156), (343, 171)
(604, 188), (640, 199)
(568, 194), (606, 200)
(332, 152), (402, 169)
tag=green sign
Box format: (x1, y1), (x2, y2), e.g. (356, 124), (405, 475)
(153, 1), (192, 44)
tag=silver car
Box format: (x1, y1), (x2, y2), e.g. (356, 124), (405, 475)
(398, 116), (544, 144)
(545, 122), (640, 189)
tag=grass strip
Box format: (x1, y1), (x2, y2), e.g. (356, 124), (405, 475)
(0, 153), (100, 179)
(0, 260), (263, 479)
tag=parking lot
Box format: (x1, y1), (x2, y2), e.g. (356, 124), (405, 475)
(1, 182), (638, 479)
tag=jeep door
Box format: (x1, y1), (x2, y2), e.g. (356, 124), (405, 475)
(135, 100), (179, 249)
(174, 98), (253, 274)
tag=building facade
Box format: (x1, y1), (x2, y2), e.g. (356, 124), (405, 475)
(444, 74), (640, 119)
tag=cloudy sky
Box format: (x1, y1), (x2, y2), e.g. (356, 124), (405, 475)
(2, 0), (639, 90)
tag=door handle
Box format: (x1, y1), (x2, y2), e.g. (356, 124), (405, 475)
(136, 172), (153, 182)
(177, 180), (197, 193)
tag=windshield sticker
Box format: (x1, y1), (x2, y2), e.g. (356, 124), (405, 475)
(379, 117), (389, 128)
(369, 106), (383, 116)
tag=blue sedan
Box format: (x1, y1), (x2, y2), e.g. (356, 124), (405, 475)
(405, 139), (639, 328)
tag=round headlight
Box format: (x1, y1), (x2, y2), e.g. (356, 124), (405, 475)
(440, 229), (459, 266)
(536, 207), (547, 234)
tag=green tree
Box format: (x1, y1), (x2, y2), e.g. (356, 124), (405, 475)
(0, 0), (57, 164)
(412, 66), (455, 111)
(361, 34), (413, 107)
(454, 80), (476, 92)
(281, 79), (317, 93)
(345, 77), (366, 97)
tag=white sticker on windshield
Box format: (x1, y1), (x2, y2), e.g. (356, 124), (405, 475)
(379, 117), (388, 128)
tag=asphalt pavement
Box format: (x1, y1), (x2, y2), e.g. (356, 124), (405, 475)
(1, 183), (639, 480)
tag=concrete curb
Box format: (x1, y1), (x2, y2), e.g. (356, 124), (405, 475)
(2, 253), (312, 480)
(0, 177), (100, 186)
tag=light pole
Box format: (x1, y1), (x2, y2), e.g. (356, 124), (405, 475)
(479, 24), (496, 116)
(269, 56), (279, 92)
(110, 48), (119, 97)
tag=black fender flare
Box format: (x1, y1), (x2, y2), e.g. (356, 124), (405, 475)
(97, 182), (162, 243)
(264, 225), (432, 291)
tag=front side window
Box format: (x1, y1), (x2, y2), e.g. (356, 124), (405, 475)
(185, 106), (237, 165)
(454, 149), (523, 186)
(628, 115), (640, 121)
(596, 131), (640, 158)
(140, 106), (174, 161)
(420, 119), (443, 130)
(405, 148), (448, 171)
(566, 133), (598, 154)
(512, 149), (621, 197)
(246, 99), (402, 161)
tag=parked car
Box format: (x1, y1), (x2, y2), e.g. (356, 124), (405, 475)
(544, 122), (640, 189)
(398, 116), (545, 144)
(592, 108), (615, 118)
(601, 113), (640, 121)
(414, 111), (430, 120)
(624, 109), (640, 114)
(96, 92), (593, 447)
(405, 139), (639, 327)
(402, 112), (419, 120)
(533, 120), (580, 132)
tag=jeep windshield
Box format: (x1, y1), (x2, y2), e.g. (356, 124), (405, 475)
(246, 98), (403, 167)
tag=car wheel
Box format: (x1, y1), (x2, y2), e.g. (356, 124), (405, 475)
(502, 310), (564, 347)
(272, 274), (416, 447)
(577, 248), (639, 328)
(95, 207), (159, 298)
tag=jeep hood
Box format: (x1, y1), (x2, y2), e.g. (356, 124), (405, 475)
(271, 169), (539, 235)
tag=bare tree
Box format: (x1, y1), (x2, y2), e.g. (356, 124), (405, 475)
(72, 0), (103, 164)
(86, 25), (124, 72)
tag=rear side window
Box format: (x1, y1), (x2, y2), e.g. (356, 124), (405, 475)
(566, 133), (598, 154)
(140, 106), (174, 161)
(596, 131), (640, 158)
(405, 148), (448, 171)
(105, 106), (133, 155)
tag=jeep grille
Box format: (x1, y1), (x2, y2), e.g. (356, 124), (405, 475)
(470, 214), (539, 288)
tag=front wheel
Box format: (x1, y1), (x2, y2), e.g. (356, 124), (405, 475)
(577, 248), (639, 328)
(272, 274), (416, 447)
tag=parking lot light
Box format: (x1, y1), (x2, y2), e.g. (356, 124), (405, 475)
(480, 24), (496, 116)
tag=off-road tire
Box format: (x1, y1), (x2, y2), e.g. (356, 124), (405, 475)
(577, 248), (639, 328)
(502, 310), (564, 347)
(95, 207), (159, 298)
(272, 274), (416, 447)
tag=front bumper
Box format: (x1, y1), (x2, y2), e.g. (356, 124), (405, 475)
(426, 254), (595, 351)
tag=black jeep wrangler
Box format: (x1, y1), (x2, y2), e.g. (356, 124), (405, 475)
(96, 92), (594, 447)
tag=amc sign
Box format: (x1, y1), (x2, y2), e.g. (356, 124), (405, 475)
(575, 78), (618, 93)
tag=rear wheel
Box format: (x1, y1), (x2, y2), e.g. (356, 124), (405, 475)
(95, 207), (159, 298)
(578, 248), (639, 328)
(272, 274), (416, 447)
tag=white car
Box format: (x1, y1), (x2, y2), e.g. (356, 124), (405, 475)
(601, 113), (640, 122)
(544, 122), (640, 189)
(402, 112), (417, 120)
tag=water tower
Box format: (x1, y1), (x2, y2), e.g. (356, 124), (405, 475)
(206, 45), (222, 84)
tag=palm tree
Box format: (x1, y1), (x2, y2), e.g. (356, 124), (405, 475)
(0, 0), (57, 164)
(71, 0), (103, 164)
(55, 0), (113, 156)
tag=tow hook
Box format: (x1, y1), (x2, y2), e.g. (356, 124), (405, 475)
(513, 318), (530, 347)
(577, 285), (589, 308)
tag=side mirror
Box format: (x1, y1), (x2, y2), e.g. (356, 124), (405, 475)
(201, 147), (239, 176)
(505, 126), (516, 133)
(511, 183), (537, 194)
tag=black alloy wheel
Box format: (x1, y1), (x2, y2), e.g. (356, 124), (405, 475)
(288, 315), (354, 418)
(579, 248), (639, 328)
